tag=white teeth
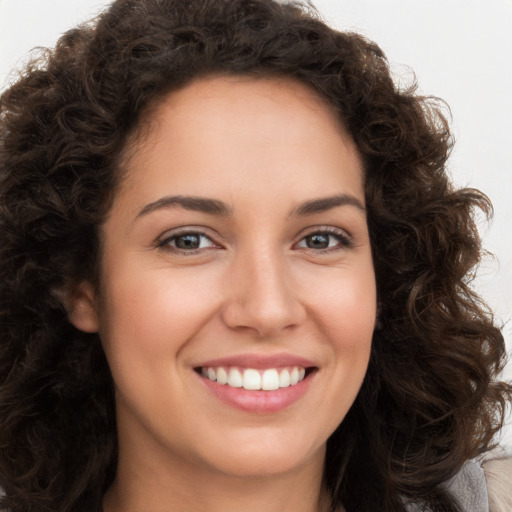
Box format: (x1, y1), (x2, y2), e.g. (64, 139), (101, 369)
(261, 369), (280, 391)
(279, 368), (291, 388)
(243, 369), (261, 390)
(201, 366), (308, 390)
(217, 367), (228, 385)
(227, 368), (243, 388)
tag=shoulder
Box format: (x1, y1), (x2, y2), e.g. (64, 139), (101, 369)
(446, 449), (512, 512)
(482, 453), (512, 512)
(443, 458), (490, 511)
(404, 450), (511, 512)
(403, 459), (489, 511)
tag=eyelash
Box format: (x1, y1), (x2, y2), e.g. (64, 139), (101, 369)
(156, 227), (353, 255)
(156, 229), (219, 255)
(295, 227), (353, 253)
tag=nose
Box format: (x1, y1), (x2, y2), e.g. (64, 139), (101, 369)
(220, 247), (306, 337)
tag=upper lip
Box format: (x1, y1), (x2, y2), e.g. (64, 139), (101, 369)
(195, 353), (317, 369)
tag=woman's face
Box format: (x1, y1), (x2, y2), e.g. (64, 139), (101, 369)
(73, 76), (376, 481)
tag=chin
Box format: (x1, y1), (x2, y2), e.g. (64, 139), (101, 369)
(198, 428), (327, 478)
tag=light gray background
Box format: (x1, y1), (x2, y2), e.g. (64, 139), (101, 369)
(1, 0), (511, 448)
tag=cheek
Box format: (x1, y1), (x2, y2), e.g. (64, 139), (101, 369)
(306, 263), (376, 418)
(307, 265), (377, 350)
(97, 262), (222, 359)
(291, 266), (376, 439)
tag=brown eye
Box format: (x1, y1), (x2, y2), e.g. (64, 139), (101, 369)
(296, 230), (352, 251)
(174, 234), (202, 250)
(158, 231), (217, 252)
(304, 233), (330, 249)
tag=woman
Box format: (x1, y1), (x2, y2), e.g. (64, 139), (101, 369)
(0, 0), (510, 511)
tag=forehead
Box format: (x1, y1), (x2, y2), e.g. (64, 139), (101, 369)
(156, 74), (339, 125)
(116, 75), (364, 213)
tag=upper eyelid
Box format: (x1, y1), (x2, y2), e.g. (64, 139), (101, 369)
(157, 226), (217, 240)
(295, 225), (352, 239)
(155, 228), (220, 251)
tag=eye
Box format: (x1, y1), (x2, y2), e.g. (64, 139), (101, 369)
(295, 229), (352, 252)
(157, 231), (218, 252)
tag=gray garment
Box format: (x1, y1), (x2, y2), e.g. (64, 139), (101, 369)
(405, 459), (489, 512)
(444, 459), (489, 512)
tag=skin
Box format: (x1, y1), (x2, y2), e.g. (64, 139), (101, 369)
(69, 76), (377, 512)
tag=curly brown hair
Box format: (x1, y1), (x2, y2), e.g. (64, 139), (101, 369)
(0, 0), (510, 511)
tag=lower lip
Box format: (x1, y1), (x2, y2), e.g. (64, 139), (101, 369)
(198, 372), (315, 413)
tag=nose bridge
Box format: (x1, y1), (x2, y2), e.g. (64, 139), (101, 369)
(221, 241), (304, 335)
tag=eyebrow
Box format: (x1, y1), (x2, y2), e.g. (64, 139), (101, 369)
(291, 194), (366, 217)
(136, 195), (232, 218)
(136, 192), (365, 220)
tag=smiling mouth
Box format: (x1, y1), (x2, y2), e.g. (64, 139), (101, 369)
(195, 366), (315, 391)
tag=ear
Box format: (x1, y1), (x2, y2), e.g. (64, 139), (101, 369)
(56, 281), (99, 333)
